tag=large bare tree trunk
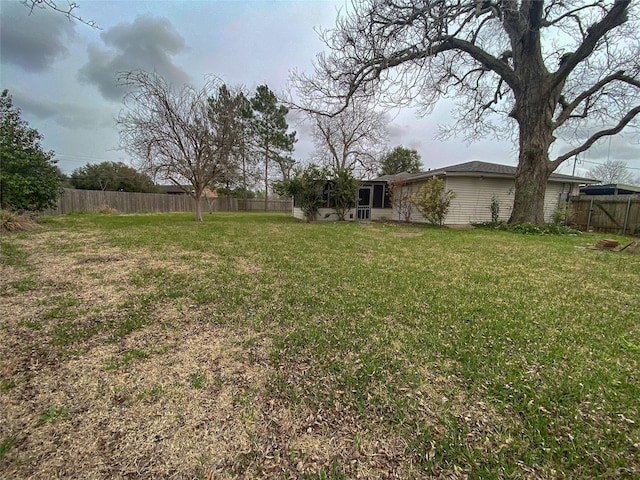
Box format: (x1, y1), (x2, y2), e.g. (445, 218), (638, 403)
(509, 100), (556, 223)
(507, 12), (559, 225)
(509, 151), (550, 224)
(192, 184), (205, 222)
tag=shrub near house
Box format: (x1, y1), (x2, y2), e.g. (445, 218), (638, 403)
(410, 177), (456, 226)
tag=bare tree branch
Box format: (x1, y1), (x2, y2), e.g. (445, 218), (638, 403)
(555, 71), (640, 127)
(307, 99), (388, 178)
(291, 0), (639, 224)
(553, 104), (640, 166)
(22, 0), (99, 28)
(550, 0), (630, 91)
(116, 71), (237, 221)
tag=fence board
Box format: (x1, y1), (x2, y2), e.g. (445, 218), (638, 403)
(43, 189), (292, 216)
(570, 195), (640, 236)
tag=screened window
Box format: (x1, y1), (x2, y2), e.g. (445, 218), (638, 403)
(372, 184), (392, 209)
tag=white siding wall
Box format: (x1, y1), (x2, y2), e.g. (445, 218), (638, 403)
(370, 208), (395, 221)
(397, 177), (515, 225)
(445, 177), (515, 224)
(293, 179), (573, 224)
(543, 182), (571, 223)
(391, 177), (572, 225)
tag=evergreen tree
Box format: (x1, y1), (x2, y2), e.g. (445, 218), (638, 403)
(0, 90), (63, 211)
(249, 85), (296, 209)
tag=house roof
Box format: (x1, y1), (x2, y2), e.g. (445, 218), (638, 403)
(371, 161), (597, 184)
(579, 183), (640, 195)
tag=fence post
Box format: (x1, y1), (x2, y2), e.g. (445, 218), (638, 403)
(586, 198), (594, 232)
(623, 196), (632, 235)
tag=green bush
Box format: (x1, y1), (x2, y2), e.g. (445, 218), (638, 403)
(472, 221), (581, 235)
(409, 177), (456, 226)
(1, 90), (63, 212)
(274, 164), (329, 221)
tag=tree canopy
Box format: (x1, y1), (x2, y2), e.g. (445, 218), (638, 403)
(70, 161), (158, 192)
(380, 146), (422, 176)
(249, 85), (297, 208)
(208, 85), (254, 192)
(117, 72), (239, 221)
(308, 100), (387, 178)
(274, 163), (329, 221)
(588, 159), (635, 185)
(0, 89), (63, 212)
(295, 0), (640, 224)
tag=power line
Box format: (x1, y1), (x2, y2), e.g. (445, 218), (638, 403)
(578, 158), (640, 172)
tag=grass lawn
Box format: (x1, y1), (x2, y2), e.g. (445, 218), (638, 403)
(0, 212), (638, 479)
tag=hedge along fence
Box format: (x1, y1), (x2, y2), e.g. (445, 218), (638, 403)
(570, 195), (640, 236)
(43, 189), (292, 215)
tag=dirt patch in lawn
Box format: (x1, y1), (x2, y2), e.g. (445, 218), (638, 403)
(0, 232), (383, 479)
(1, 228), (507, 479)
(391, 232), (422, 238)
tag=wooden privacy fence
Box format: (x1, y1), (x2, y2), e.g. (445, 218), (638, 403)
(570, 195), (640, 236)
(44, 189), (292, 215)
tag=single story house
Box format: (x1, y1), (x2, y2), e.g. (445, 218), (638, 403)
(292, 161), (597, 225)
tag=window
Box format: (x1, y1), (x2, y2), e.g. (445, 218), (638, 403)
(373, 184), (384, 208)
(372, 184), (392, 209)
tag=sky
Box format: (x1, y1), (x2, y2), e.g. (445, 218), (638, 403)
(1, 0), (639, 180)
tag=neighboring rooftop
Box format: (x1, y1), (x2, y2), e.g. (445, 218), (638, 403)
(580, 183), (640, 195)
(159, 185), (192, 194)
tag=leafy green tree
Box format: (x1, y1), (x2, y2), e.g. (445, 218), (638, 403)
(380, 146), (422, 176)
(70, 161), (158, 192)
(249, 85), (297, 210)
(274, 164), (328, 221)
(331, 169), (359, 221)
(409, 177), (456, 226)
(0, 89), (63, 212)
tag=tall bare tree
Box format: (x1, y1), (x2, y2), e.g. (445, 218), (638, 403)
(588, 159), (634, 184)
(294, 0), (640, 224)
(308, 100), (388, 178)
(117, 71), (227, 222)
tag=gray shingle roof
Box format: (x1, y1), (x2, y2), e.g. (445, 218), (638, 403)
(370, 161), (597, 184)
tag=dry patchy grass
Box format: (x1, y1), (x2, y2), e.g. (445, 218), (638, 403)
(0, 219), (450, 479)
(1, 213), (638, 479)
